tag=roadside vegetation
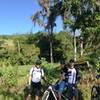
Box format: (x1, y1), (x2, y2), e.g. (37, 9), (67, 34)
(0, 0), (100, 99)
(0, 33), (99, 99)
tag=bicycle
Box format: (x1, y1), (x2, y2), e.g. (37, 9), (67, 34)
(91, 74), (100, 100)
(41, 82), (68, 100)
(42, 82), (78, 100)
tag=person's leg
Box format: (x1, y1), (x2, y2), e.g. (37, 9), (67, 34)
(26, 85), (33, 100)
(58, 92), (62, 100)
(67, 84), (73, 100)
(35, 95), (39, 100)
(67, 84), (78, 100)
(59, 81), (66, 93)
(26, 81), (35, 100)
(58, 81), (66, 100)
(34, 82), (41, 100)
(26, 94), (31, 100)
(73, 86), (78, 100)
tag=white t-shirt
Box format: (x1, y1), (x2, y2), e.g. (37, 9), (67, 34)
(29, 66), (44, 83)
(67, 68), (76, 84)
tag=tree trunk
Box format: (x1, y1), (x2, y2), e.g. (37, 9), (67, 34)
(50, 40), (53, 63)
(80, 38), (83, 57)
(48, 24), (53, 63)
(74, 32), (77, 61)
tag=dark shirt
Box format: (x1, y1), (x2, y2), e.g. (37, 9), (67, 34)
(61, 65), (68, 82)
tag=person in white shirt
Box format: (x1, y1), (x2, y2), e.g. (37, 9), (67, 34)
(67, 62), (76, 85)
(67, 59), (80, 100)
(26, 59), (44, 100)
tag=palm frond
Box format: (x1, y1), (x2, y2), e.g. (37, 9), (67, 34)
(31, 11), (41, 21)
(39, 0), (51, 16)
(31, 11), (46, 28)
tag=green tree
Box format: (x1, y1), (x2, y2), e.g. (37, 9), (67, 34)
(54, 31), (73, 61)
(32, 0), (99, 62)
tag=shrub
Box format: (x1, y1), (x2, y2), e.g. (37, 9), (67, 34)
(1, 66), (18, 88)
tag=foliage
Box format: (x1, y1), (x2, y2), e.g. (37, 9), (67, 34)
(0, 66), (18, 88)
(0, 0), (100, 99)
(20, 44), (40, 64)
(41, 58), (60, 83)
(26, 31), (74, 62)
(54, 31), (73, 61)
(0, 62), (97, 99)
(32, 0), (100, 65)
(0, 35), (40, 65)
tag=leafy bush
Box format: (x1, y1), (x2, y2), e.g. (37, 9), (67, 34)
(41, 58), (60, 83)
(0, 66), (18, 88)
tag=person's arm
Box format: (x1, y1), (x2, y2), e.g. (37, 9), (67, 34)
(28, 67), (33, 85)
(29, 75), (32, 85)
(41, 68), (47, 82)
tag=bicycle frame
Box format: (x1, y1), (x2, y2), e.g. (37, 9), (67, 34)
(42, 85), (58, 100)
(42, 84), (69, 100)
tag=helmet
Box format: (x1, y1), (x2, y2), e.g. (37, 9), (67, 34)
(35, 59), (41, 65)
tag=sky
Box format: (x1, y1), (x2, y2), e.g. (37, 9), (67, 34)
(0, 0), (63, 35)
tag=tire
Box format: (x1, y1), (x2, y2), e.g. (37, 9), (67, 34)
(42, 91), (49, 100)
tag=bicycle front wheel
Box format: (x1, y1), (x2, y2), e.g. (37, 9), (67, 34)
(42, 91), (49, 100)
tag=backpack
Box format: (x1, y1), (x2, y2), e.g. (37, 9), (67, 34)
(31, 66), (43, 79)
(31, 67), (43, 83)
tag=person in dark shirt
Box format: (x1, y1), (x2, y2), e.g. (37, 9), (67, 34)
(55, 60), (68, 100)
(60, 60), (68, 82)
(55, 60), (80, 100)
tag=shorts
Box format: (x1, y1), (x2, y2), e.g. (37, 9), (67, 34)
(29, 81), (41, 96)
(55, 80), (66, 94)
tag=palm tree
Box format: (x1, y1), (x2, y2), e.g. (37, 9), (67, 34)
(31, 0), (62, 63)
(31, 0), (98, 62)
(31, 0), (73, 63)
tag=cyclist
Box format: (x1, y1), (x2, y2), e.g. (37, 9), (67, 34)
(55, 59), (80, 100)
(55, 60), (68, 100)
(66, 59), (80, 100)
(26, 59), (44, 100)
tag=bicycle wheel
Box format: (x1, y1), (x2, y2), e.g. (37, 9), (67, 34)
(42, 91), (49, 100)
(91, 86), (99, 100)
